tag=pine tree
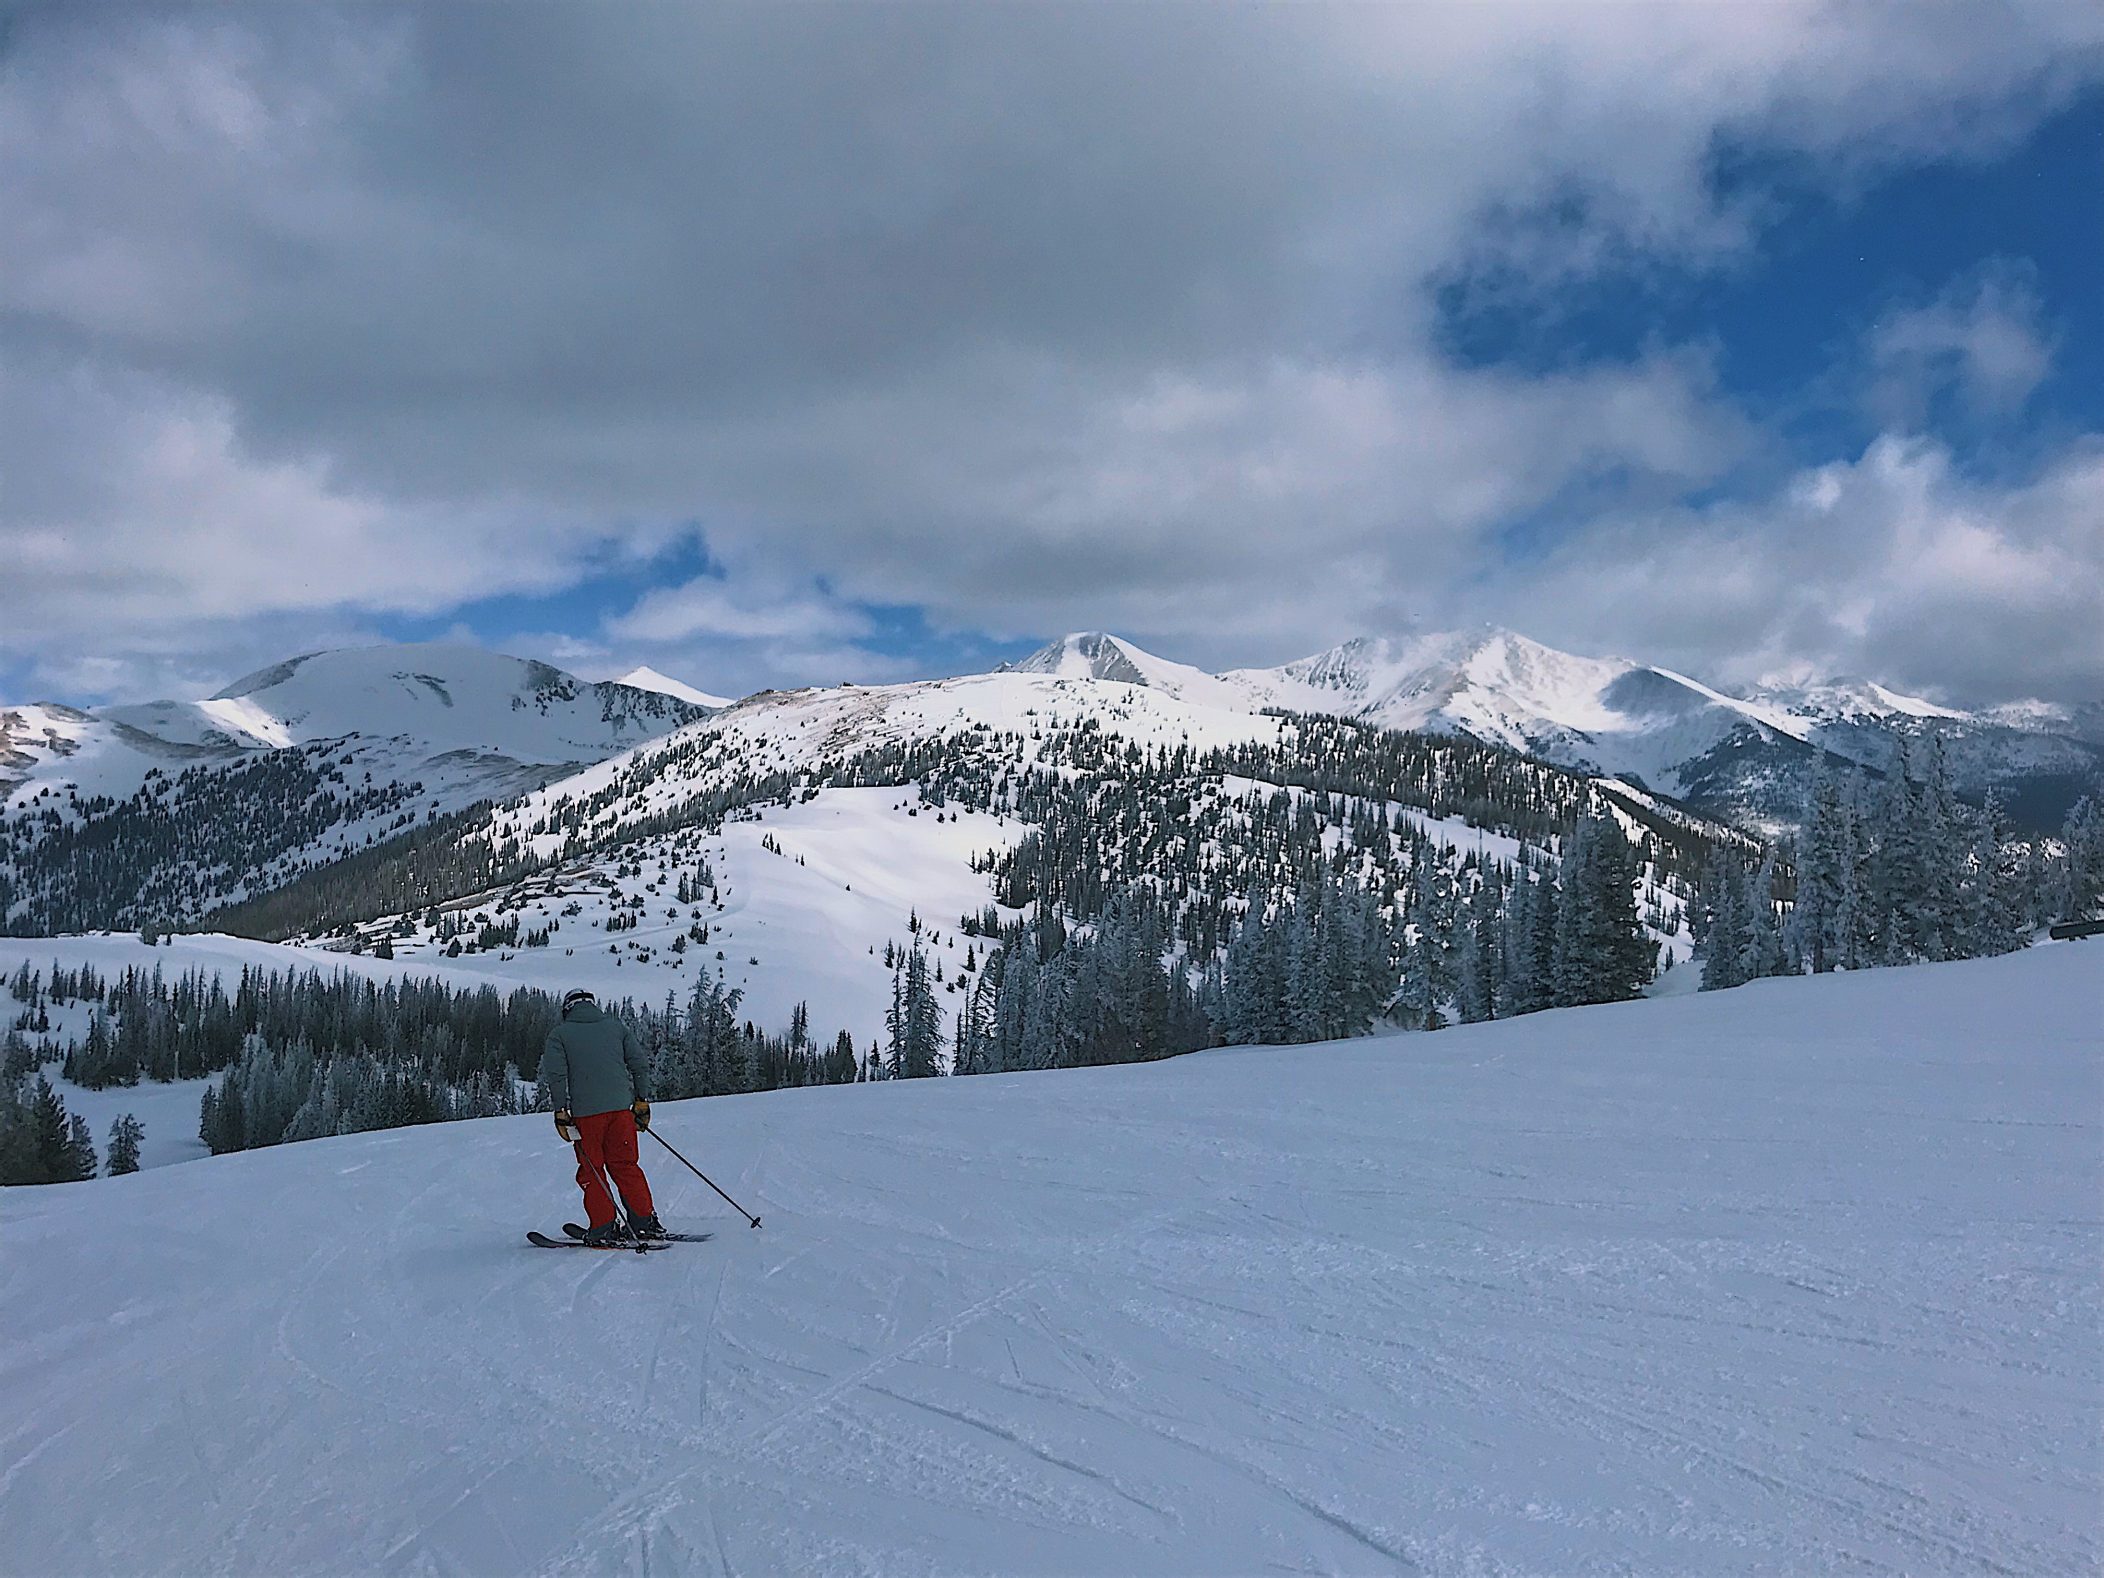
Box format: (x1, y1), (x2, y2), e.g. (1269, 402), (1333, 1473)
(64, 1113), (98, 1180)
(1957, 793), (2025, 957)
(107, 1113), (144, 1175)
(1792, 761), (1857, 974)
(2058, 796), (2104, 922)
(0, 1082), (43, 1184)
(1740, 854), (1785, 982)
(1698, 850), (1748, 992)
(30, 1077), (79, 1181)
(886, 941), (942, 1078)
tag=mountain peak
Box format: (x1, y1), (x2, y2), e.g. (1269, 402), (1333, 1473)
(615, 665), (734, 710)
(1007, 632), (1145, 680)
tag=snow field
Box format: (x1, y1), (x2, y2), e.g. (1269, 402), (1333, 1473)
(1, 943), (2096, 1575)
(375, 786), (1027, 1042)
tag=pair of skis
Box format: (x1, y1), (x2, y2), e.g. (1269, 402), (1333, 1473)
(526, 1223), (716, 1252)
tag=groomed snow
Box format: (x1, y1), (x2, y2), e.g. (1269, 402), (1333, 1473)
(3, 944), (2096, 1575)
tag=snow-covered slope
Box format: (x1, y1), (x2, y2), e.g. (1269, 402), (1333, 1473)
(166, 643), (699, 766)
(0, 702), (99, 795)
(616, 665), (736, 710)
(353, 674), (1290, 1036)
(500, 669), (1285, 851)
(4, 944), (2095, 1575)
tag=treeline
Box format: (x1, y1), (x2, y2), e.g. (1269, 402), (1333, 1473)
(201, 968), (876, 1158)
(7, 961), (561, 1093)
(0, 743), (452, 935)
(201, 1033), (535, 1154)
(911, 810), (1660, 1079)
(0, 1030), (146, 1185)
(1693, 744), (2102, 990)
(0, 1071), (103, 1185)
(202, 800), (547, 942)
(5, 953), (874, 1163)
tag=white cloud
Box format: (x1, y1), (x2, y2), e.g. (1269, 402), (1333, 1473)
(1487, 436), (2104, 706)
(3, 4), (2101, 702)
(610, 577), (872, 647)
(1866, 267), (2056, 427)
(0, 359), (670, 657)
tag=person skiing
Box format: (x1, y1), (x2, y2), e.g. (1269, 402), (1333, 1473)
(542, 988), (665, 1244)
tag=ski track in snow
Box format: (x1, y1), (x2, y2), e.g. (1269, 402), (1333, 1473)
(1, 945), (2098, 1576)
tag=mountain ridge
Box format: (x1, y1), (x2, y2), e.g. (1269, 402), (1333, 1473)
(0, 645), (709, 933)
(3, 643), (706, 804)
(3, 626), (2094, 941)
(1007, 627), (2098, 831)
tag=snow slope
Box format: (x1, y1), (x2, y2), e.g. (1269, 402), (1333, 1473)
(0, 778), (993, 1065)
(360, 785), (1024, 1045)
(4, 944), (2096, 1575)
(616, 666), (737, 711)
(0, 703), (99, 795)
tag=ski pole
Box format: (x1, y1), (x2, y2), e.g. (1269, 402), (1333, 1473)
(646, 1127), (762, 1228)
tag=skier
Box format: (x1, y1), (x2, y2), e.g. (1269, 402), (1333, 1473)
(542, 988), (665, 1244)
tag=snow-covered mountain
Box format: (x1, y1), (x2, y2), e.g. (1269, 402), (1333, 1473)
(208, 662), (1728, 1049)
(1744, 677), (2104, 830)
(1004, 630), (1259, 711)
(1006, 627), (1828, 826)
(0, 645), (707, 932)
(1243, 629), (1815, 807)
(615, 664), (736, 710)
(1012, 627), (2100, 832)
(5, 624), (2089, 953)
(3, 644), (705, 807)
(4, 942), (2094, 1574)
(0, 702), (100, 794)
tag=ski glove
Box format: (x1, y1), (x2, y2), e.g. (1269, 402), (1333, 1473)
(632, 1100), (651, 1133)
(555, 1109), (574, 1143)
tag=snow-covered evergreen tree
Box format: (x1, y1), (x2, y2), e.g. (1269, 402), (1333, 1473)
(2056, 796), (2104, 922)
(886, 940), (942, 1078)
(106, 1113), (144, 1175)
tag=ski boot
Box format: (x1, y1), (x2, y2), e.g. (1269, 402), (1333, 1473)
(628, 1212), (668, 1241)
(581, 1219), (627, 1247)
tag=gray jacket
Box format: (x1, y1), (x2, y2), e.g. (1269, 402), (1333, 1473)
(541, 1000), (651, 1117)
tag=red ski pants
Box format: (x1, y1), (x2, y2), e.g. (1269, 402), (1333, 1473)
(572, 1110), (655, 1227)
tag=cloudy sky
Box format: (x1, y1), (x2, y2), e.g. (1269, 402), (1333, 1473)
(4, 2), (2102, 707)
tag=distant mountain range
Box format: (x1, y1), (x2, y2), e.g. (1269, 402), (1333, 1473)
(1, 626), (2094, 945)
(1, 644), (709, 808)
(0, 645), (710, 932)
(1007, 629), (2103, 832)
